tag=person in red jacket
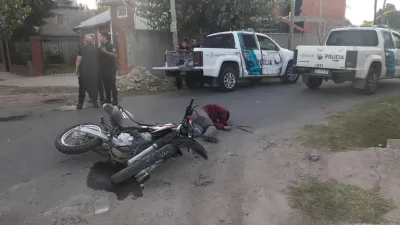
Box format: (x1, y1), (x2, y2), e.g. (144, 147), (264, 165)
(202, 104), (233, 131)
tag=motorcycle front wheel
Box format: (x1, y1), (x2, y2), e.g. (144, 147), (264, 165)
(55, 123), (103, 155)
(111, 144), (178, 184)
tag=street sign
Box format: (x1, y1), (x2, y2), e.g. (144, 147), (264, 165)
(170, 22), (177, 32)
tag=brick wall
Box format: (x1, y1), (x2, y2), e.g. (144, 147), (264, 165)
(109, 4), (134, 75)
(301, 0), (346, 33)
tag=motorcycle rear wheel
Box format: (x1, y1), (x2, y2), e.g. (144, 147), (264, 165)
(55, 123), (103, 155)
(111, 144), (178, 184)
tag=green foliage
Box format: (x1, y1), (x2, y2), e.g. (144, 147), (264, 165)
(12, 0), (55, 40)
(128, 0), (289, 37)
(0, 0), (31, 39)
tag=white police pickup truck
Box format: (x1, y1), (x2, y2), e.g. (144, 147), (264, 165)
(153, 30), (297, 92)
(294, 25), (400, 95)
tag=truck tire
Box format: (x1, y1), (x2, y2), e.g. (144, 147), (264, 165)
(355, 67), (379, 95)
(305, 77), (323, 89)
(185, 78), (204, 89)
(281, 62), (299, 84)
(218, 67), (238, 92)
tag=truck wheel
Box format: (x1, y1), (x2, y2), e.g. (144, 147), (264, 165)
(305, 77), (323, 89)
(218, 67), (238, 92)
(281, 62), (299, 84)
(185, 78), (203, 89)
(355, 68), (379, 95)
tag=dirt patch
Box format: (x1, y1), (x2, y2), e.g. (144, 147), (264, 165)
(288, 178), (396, 224)
(0, 114), (29, 122)
(298, 95), (400, 151)
(0, 85), (78, 108)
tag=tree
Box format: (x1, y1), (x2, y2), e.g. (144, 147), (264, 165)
(12, 0), (55, 40)
(94, 0), (108, 15)
(128, 0), (290, 37)
(362, 20), (373, 26)
(0, 0), (31, 39)
(375, 3), (400, 29)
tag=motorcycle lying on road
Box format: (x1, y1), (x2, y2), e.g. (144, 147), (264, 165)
(54, 98), (208, 184)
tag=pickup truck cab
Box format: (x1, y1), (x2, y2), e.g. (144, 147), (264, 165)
(153, 30), (297, 92)
(294, 26), (400, 95)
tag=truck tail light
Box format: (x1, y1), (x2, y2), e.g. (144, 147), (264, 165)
(293, 49), (298, 65)
(193, 51), (203, 67)
(345, 50), (358, 68)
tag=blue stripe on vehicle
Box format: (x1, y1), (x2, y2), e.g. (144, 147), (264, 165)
(237, 32), (261, 75)
(385, 49), (396, 76)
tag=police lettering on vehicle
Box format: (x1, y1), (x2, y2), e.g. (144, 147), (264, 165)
(324, 54), (344, 60)
(256, 59), (272, 65)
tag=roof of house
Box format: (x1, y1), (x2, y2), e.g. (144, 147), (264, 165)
(73, 9), (110, 31)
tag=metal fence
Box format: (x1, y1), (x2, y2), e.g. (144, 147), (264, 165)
(41, 36), (80, 74)
(8, 40), (31, 66)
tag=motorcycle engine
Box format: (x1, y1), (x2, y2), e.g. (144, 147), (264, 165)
(111, 132), (152, 159)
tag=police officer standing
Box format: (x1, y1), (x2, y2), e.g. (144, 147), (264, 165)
(99, 32), (119, 105)
(75, 35), (102, 109)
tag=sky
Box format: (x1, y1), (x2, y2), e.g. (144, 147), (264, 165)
(77, 0), (400, 25)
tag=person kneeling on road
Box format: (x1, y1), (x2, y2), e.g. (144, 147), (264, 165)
(202, 104), (232, 131)
(192, 104), (232, 143)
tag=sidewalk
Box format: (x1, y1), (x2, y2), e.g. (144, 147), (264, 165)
(0, 72), (78, 87)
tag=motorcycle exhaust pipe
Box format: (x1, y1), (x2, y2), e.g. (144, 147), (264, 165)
(127, 131), (177, 165)
(127, 143), (157, 165)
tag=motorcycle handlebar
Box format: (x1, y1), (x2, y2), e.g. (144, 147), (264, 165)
(189, 98), (194, 108)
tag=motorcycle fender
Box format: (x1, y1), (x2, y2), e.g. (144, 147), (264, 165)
(171, 137), (208, 160)
(76, 126), (109, 141)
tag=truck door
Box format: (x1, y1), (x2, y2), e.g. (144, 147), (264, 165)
(382, 30), (396, 77)
(237, 33), (262, 76)
(257, 35), (283, 76)
(392, 32), (400, 76)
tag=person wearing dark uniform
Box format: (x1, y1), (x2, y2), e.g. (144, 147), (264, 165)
(75, 35), (102, 109)
(191, 38), (201, 50)
(99, 32), (119, 106)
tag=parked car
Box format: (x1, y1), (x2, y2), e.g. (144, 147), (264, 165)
(153, 29), (297, 92)
(294, 25), (400, 95)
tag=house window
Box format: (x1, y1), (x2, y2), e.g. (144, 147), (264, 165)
(117, 6), (128, 18)
(56, 14), (64, 25)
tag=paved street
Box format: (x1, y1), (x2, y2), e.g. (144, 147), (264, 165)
(2, 80), (400, 225)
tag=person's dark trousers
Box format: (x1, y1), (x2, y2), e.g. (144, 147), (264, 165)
(98, 77), (106, 104)
(103, 70), (118, 105)
(77, 75), (98, 109)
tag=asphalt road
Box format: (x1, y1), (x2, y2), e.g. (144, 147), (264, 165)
(2, 80), (400, 225)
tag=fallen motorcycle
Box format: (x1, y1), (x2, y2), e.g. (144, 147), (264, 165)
(54, 98), (208, 184)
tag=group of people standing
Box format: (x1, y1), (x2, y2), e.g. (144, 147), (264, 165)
(75, 33), (119, 109)
(176, 38), (201, 52)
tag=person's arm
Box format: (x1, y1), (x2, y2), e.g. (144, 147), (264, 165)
(75, 56), (82, 74)
(214, 122), (226, 130)
(102, 44), (118, 58)
(75, 48), (82, 74)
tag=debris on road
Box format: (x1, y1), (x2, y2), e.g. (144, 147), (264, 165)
(94, 196), (110, 214)
(306, 152), (320, 162)
(116, 67), (174, 92)
(194, 173), (214, 187)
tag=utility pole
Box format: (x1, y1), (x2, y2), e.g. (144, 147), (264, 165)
(288, 0), (295, 50)
(169, 0), (178, 48)
(373, 0), (377, 25)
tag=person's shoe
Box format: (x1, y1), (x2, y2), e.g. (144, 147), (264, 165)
(92, 103), (99, 108)
(112, 101), (118, 106)
(76, 103), (83, 110)
(202, 135), (219, 143)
